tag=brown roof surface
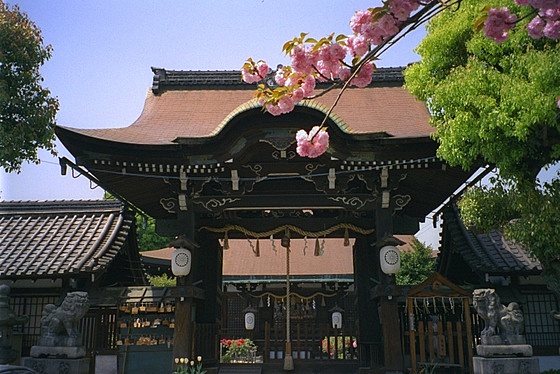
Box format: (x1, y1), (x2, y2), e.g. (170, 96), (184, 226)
(142, 235), (418, 278)
(60, 68), (432, 145)
(141, 247), (175, 260)
(0, 200), (136, 279)
(141, 239), (354, 277)
(223, 238), (355, 277)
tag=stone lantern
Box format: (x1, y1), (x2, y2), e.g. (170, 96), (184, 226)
(0, 284), (28, 365)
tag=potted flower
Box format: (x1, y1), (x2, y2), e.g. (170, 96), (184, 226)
(220, 338), (257, 363)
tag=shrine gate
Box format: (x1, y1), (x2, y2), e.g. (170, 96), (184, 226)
(56, 67), (475, 372)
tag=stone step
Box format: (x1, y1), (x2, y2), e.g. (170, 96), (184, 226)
(219, 364), (262, 374)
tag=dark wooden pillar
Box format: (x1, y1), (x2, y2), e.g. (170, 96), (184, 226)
(353, 236), (382, 368)
(376, 195), (404, 372)
(173, 209), (196, 364)
(193, 234), (223, 365)
(174, 277), (194, 361)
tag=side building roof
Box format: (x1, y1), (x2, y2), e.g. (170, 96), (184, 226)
(439, 204), (542, 283)
(0, 200), (146, 284)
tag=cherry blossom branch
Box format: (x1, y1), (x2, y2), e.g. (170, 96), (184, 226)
(241, 0), (560, 158)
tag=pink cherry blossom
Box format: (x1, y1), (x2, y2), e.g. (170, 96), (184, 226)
(390, 0), (420, 21)
(347, 34), (369, 57)
(278, 96), (295, 113)
(338, 68), (352, 81)
(312, 43), (347, 80)
(265, 96), (296, 117)
(484, 7), (517, 43)
(265, 103), (283, 116)
(529, 0), (560, 9)
(350, 10), (374, 35)
(275, 69), (287, 86)
(545, 8), (560, 20)
(285, 72), (301, 87)
(291, 87), (305, 103)
(283, 72), (315, 100)
(350, 62), (375, 88)
(290, 44), (318, 75)
(284, 72), (314, 92)
(296, 126), (329, 158)
(527, 15), (546, 38)
(543, 19), (560, 38)
(361, 13), (400, 46)
(258, 63), (270, 78)
(242, 60), (269, 83)
(301, 74), (316, 96)
(377, 14), (401, 38)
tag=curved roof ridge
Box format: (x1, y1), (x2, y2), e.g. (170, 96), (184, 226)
(213, 98), (352, 137)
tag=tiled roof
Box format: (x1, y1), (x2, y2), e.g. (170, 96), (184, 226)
(150, 67), (405, 93)
(442, 204), (542, 275)
(57, 67), (432, 145)
(0, 200), (137, 280)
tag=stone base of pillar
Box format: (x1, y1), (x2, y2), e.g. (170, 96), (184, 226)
(476, 343), (533, 357)
(30, 345), (86, 359)
(473, 356), (539, 374)
(21, 356), (90, 374)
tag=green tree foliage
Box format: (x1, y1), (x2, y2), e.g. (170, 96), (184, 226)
(104, 192), (172, 252)
(456, 176), (518, 233)
(396, 238), (436, 286)
(0, 2), (58, 172)
(405, 0), (560, 182)
(404, 0), (560, 275)
(136, 215), (173, 252)
(147, 273), (176, 287)
(459, 177), (560, 262)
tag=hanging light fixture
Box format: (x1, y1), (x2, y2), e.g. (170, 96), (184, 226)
(379, 245), (401, 275)
(168, 236), (199, 277)
(171, 246), (192, 276)
(243, 305), (258, 331)
(329, 305), (344, 329)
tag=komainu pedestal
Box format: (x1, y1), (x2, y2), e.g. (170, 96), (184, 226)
(472, 289), (539, 374)
(22, 291), (90, 374)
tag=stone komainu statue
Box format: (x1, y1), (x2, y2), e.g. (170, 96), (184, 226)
(472, 288), (525, 345)
(38, 291), (89, 347)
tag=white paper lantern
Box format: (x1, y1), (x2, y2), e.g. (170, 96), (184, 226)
(380, 245), (401, 274)
(245, 311), (255, 330)
(171, 247), (192, 276)
(332, 311), (342, 329)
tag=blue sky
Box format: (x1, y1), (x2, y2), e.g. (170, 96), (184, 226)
(0, 1), (438, 244)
